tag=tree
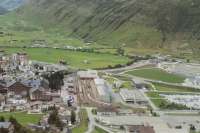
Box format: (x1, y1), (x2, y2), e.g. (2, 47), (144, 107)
(48, 109), (63, 130)
(70, 110), (76, 124)
(9, 116), (22, 133)
(190, 124), (196, 131)
(117, 47), (125, 55)
(43, 71), (64, 91)
(120, 125), (125, 130)
(48, 110), (58, 125)
(0, 116), (5, 122)
(109, 95), (113, 103)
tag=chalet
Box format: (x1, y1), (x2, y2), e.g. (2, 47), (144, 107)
(8, 82), (31, 97)
(28, 101), (43, 114)
(23, 78), (50, 91)
(12, 53), (28, 66)
(0, 84), (7, 95)
(0, 122), (14, 133)
(30, 87), (52, 101)
(0, 94), (5, 110)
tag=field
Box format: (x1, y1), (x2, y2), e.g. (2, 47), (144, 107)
(92, 127), (108, 133)
(0, 112), (43, 126)
(120, 81), (133, 89)
(3, 47), (130, 69)
(126, 68), (185, 83)
(72, 109), (88, 133)
(153, 83), (200, 93)
(146, 92), (166, 107)
(190, 131), (200, 133)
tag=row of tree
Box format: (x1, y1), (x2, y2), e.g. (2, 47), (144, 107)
(42, 71), (64, 91)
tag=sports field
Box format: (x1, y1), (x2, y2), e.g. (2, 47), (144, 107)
(3, 47), (130, 69)
(153, 83), (200, 93)
(126, 68), (185, 83)
(0, 112), (43, 126)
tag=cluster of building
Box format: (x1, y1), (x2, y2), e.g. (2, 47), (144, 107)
(0, 52), (71, 111)
(0, 51), (78, 132)
(161, 94), (200, 109)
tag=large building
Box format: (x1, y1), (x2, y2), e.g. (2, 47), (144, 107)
(77, 70), (98, 79)
(0, 122), (14, 133)
(94, 78), (111, 103)
(8, 82), (31, 97)
(120, 89), (147, 104)
(12, 53), (29, 66)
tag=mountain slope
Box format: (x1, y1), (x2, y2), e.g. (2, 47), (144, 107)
(0, 6), (7, 15)
(5, 0), (200, 55)
(16, 0), (164, 48)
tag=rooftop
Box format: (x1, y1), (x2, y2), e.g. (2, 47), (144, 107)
(0, 122), (12, 129)
(77, 70), (98, 79)
(128, 125), (155, 133)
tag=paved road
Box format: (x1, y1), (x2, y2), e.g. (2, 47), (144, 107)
(102, 60), (152, 73)
(123, 73), (200, 90)
(140, 90), (159, 111)
(85, 108), (95, 133)
(85, 108), (115, 133)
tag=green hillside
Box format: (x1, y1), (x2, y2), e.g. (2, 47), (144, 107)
(0, 0), (200, 58)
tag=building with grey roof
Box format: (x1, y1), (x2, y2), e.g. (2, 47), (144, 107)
(120, 89), (147, 104)
(0, 122), (14, 133)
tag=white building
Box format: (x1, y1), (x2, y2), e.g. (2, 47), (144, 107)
(120, 89), (147, 104)
(94, 78), (111, 102)
(77, 70), (98, 79)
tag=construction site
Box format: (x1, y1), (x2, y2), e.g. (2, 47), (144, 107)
(75, 70), (112, 108)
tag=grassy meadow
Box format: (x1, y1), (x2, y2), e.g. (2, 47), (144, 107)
(153, 83), (200, 93)
(0, 112), (43, 126)
(126, 68), (185, 83)
(3, 47), (130, 69)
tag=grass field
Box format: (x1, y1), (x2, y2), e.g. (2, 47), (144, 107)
(146, 92), (166, 107)
(72, 109), (88, 133)
(153, 83), (200, 93)
(3, 47), (130, 69)
(126, 68), (185, 83)
(0, 112), (43, 126)
(92, 127), (108, 133)
(120, 81), (133, 89)
(190, 131), (200, 133)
